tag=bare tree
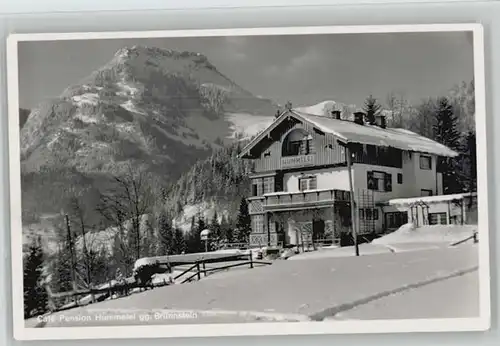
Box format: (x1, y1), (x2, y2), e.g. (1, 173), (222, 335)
(386, 92), (398, 126)
(69, 197), (94, 291)
(96, 165), (156, 275)
(412, 98), (438, 138)
(386, 91), (411, 128)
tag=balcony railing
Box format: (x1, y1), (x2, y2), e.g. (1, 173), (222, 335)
(248, 189), (350, 214)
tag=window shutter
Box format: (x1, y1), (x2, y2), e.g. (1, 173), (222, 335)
(308, 139), (314, 154)
(299, 178), (307, 191)
(311, 177), (317, 189)
(300, 140), (306, 155)
(367, 171), (375, 190)
(384, 173), (392, 192)
(359, 209), (364, 220)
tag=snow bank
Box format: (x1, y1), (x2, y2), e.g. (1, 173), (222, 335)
(372, 224), (478, 245)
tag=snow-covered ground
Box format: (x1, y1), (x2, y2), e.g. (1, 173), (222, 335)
(225, 112), (274, 140)
(32, 245), (478, 327)
(295, 100), (355, 116)
(289, 224), (477, 261)
(371, 224), (477, 245)
(332, 270), (479, 320)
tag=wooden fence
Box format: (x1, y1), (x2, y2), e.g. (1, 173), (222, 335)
(45, 252), (272, 313)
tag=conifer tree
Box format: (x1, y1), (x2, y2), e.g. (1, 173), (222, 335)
(465, 131), (477, 200)
(140, 215), (156, 257)
(235, 197), (251, 243)
(185, 216), (203, 253)
(23, 237), (48, 318)
(220, 214), (233, 243)
(433, 97), (464, 194)
(209, 211), (223, 250)
(173, 228), (186, 254)
(157, 210), (174, 256)
(363, 95), (382, 125)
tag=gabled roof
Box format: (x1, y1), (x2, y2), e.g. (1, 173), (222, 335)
(239, 109), (458, 158)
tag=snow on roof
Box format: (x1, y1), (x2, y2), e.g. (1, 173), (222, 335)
(384, 193), (473, 206)
(292, 110), (458, 157)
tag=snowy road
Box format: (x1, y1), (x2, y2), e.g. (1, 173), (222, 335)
(332, 270), (479, 320)
(31, 245), (479, 327)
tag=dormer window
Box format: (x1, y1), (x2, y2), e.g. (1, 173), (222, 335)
(282, 129), (314, 157)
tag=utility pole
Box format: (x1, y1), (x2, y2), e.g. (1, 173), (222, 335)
(346, 146), (360, 256)
(65, 214), (78, 302)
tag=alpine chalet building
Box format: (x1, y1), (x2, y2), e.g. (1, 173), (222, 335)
(238, 108), (468, 248)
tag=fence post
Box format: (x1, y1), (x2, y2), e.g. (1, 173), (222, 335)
(202, 260), (207, 277)
(249, 251), (254, 269)
(196, 262), (201, 280)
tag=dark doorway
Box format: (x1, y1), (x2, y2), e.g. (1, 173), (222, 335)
(312, 219), (325, 242)
(275, 221), (286, 246)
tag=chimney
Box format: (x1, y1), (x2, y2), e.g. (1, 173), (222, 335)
(375, 115), (387, 129)
(331, 110), (341, 120)
(353, 112), (365, 125)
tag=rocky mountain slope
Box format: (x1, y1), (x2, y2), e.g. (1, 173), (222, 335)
(21, 45), (277, 245)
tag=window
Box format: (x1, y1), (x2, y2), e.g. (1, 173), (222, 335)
(288, 141), (302, 156)
(397, 173), (403, 184)
(420, 155), (432, 170)
(359, 208), (379, 220)
(263, 177), (274, 194)
(421, 189), (433, 197)
(365, 208), (373, 220)
(282, 130), (314, 157)
(252, 183), (258, 197)
(251, 215), (264, 233)
(264, 151), (271, 157)
(429, 212), (447, 225)
(298, 175), (317, 191)
(251, 179), (263, 196)
(367, 171), (392, 192)
(385, 212), (408, 229)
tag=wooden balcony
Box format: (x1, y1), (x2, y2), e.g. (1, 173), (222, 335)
(248, 189), (350, 214)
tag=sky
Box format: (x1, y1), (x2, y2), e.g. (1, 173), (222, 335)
(17, 31), (474, 110)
